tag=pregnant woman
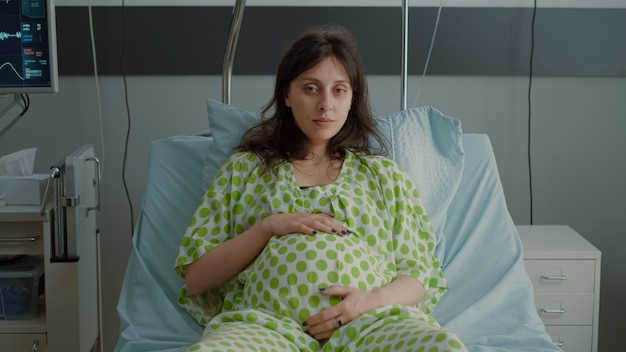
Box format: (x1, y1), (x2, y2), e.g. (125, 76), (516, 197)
(175, 25), (467, 352)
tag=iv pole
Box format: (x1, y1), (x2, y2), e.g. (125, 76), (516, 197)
(223, 0), (247, 105)
(220, 0), (409, 110)
(401, 0), (409, 111)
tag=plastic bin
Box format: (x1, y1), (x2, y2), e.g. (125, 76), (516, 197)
(0, 256), (44, 320)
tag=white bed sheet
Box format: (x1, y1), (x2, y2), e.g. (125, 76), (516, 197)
(114, 133), (559, 352)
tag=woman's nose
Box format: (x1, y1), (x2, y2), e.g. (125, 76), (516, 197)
(318, 93), (333, 111)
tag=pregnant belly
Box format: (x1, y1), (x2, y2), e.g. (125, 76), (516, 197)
(241, 233), (387, 324)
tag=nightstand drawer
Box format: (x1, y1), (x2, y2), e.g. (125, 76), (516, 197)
(535, 293), (594, 325)
(0, 222), (45, 256)
(524, 260), (595, 293)
(0, 333), (47, 351)
(545, 325), (592, 352)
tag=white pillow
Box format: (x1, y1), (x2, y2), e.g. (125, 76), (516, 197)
(201, 99), (464, 260)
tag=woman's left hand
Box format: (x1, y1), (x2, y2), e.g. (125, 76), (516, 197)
(302, 285), (377, 341)
(302, 276), (424, 340)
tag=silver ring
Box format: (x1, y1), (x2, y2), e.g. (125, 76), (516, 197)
(335, 317), (343, 328)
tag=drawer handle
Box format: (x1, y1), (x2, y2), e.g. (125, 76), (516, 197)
(541, 308), (566, 314)
(541, 274), (567, 281)
(0, 235), (40, 242)
(555, 341), (565, 347)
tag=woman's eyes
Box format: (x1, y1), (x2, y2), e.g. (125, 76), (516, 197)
(303, 86), (349, 94)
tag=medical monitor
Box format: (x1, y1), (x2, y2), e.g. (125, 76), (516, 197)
(0, 0), (58, 94)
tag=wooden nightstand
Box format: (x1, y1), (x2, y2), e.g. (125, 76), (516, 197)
(517, 225), (601, 352)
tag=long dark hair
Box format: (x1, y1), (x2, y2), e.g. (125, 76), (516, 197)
(237, 25), (385, 168)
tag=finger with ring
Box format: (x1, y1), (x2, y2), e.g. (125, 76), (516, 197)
(334, 317), (343, 328)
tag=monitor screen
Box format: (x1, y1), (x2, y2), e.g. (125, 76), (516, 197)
(0, 0), (58, 94)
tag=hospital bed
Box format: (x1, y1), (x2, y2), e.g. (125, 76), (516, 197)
(114, 2), (560, 351)
(114, 100), (559, 352)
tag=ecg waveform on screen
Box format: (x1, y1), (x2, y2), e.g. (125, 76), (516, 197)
(0, 62), (25, 81)
(0, 25), (26, 82)
(0, 31), (22, 41)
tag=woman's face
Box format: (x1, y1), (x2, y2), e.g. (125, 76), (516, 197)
(285, 56), (353, 150)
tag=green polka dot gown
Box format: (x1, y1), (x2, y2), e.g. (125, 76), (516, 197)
(175, 150), (467, 351)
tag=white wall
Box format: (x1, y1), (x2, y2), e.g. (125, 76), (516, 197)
(1, 74), (624, 351)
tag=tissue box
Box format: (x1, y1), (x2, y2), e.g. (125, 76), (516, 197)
(0, 174), (48, 205)
(0, 256), (44, 320)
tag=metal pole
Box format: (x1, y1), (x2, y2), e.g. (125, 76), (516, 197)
(222, 0), (247, 105)
(401, 0), (409, 110)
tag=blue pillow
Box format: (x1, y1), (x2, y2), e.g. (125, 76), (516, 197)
(201, 101), (260, 193)
(201, 99), (464, 261)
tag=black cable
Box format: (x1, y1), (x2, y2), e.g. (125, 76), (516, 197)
(527, 0), (537, 225)
(120, 0), (134, 237)
(19, 93), (30, 116)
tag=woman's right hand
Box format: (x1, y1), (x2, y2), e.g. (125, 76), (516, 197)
(185, 211), (348, 295)
(261, 212), (350, 237)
